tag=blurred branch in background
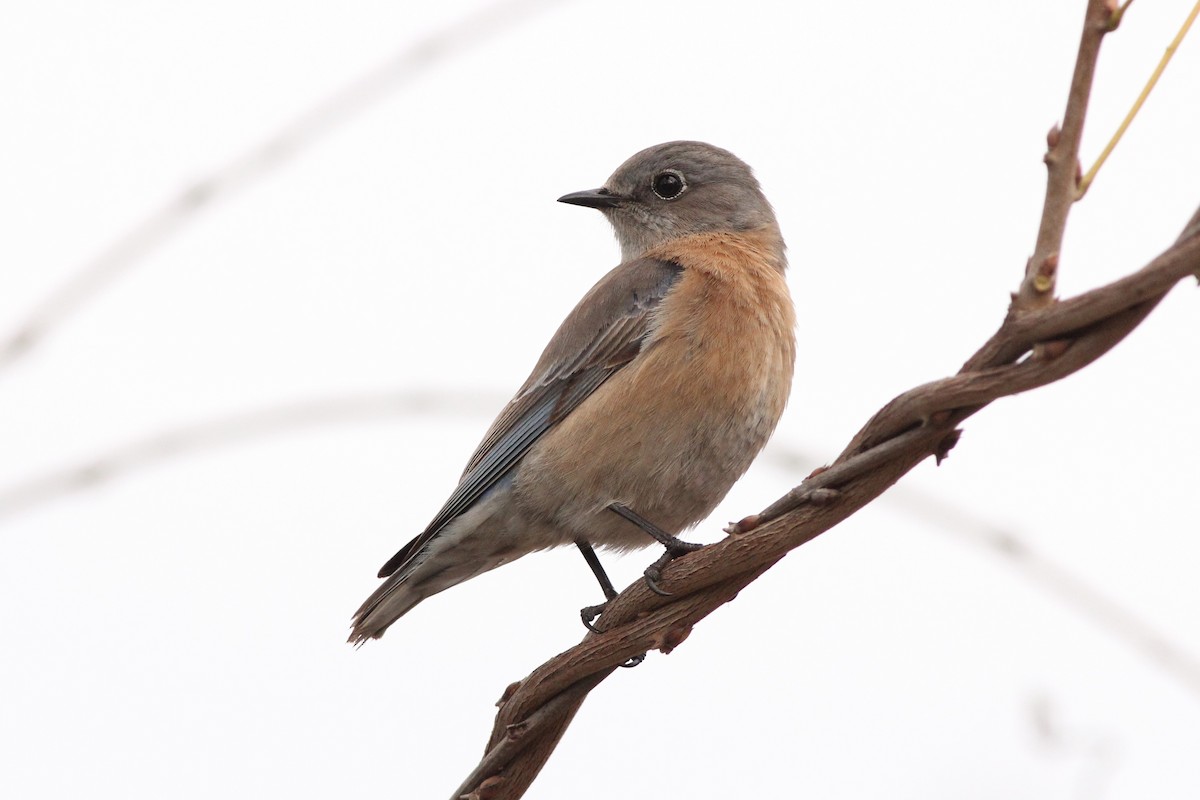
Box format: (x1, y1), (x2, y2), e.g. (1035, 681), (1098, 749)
(0, 390), (503, 520)
(1028, 693), (1121, 800)
(6, 386), (1196, 700)
(768, 446), (1200, 698)
(0, 0), (565, 377)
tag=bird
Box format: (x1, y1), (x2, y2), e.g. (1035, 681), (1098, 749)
(349, 141), (795, 645)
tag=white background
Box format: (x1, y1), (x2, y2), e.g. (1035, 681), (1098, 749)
(2, 1), (1199, 798)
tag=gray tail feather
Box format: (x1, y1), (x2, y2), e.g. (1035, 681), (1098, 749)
(347, 574), (426, 646)
(349, 532), (514, 645)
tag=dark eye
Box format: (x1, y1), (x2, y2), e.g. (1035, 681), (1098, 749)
(651, 170), (686, 200)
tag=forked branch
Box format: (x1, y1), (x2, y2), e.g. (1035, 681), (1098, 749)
(452, 223), (1200, 800)
(451, 2), (1200, 797)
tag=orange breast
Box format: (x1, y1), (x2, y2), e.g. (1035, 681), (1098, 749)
(514, 225), (796, 546)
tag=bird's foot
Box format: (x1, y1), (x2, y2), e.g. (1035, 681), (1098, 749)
(643, 539), (704, 596)
(606, 502), (704, 595)
(580, 601), (608, 633)
(580, 600), (646, 667)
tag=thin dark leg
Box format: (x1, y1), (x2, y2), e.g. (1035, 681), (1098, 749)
(575, 541), (646, 667)
(607, 502), (703, 596)
(576, 541), (618, 602)
(608, 503), (701, 553)
(576, 541), (617, 633)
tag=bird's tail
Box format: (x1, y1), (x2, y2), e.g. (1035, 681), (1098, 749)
(348, 533), (516, 645)
(347, 570), (428, 646)
(349, 490), (527, 644)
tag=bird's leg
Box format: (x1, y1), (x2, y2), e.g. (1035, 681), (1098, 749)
(576, 541), (618, 632)
(607, 502), (703, 597)
(575, 540), (646, 667)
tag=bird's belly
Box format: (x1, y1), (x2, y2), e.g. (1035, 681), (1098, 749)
(512, 330), (791, 550)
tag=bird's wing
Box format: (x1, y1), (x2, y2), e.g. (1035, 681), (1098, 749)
(377, 257), (682, 578)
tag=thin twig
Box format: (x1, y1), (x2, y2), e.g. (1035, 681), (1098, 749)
(0, 0), (565, 377)
(1078, 0), (1200, 198)
(1018, 0), (1115, 310)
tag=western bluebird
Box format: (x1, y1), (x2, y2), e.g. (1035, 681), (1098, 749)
(350, 141), (795, 644)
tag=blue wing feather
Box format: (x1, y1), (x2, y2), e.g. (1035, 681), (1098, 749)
(376, 258), (681, 578)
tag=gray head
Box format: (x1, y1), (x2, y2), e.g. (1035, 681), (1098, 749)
(558, 141), (780, 261)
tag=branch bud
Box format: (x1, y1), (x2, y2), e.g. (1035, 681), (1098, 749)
(1026, 253), (1058, 294)
(1046, 123), (1062, 150)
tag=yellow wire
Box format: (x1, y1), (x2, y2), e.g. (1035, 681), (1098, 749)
(1077, 0), (1200, 199)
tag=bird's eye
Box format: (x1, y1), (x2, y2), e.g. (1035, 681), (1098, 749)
(651, 170), (687, 200)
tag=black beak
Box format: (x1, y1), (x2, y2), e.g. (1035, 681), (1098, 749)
(557, 187), (623, 209)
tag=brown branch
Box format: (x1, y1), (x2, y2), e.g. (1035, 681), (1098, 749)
(1018, 0), (1115, 310)
(450, 204), (1200, 800)
(449, 1), (1200, 793)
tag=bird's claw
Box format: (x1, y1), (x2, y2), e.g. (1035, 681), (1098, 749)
(581, 601), (645, 667)
(580, 602), (608, 633)
(644, 564), (674, 596)
(642, 540), (703, 596)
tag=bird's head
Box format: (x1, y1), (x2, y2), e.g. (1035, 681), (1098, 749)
(558, 141), (780, 261)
